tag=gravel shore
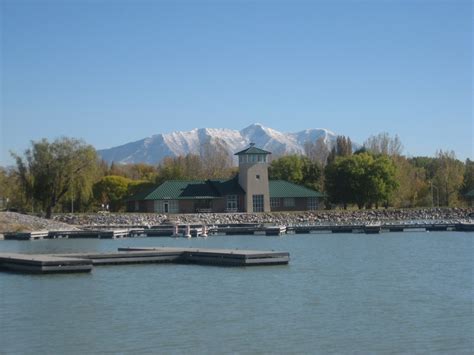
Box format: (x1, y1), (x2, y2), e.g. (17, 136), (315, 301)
(54, 208), (473, 227)
(1, 208), (472, 234)
(0, 211), (80, 234)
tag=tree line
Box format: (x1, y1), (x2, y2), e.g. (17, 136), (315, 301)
(1, 134), (473, 218)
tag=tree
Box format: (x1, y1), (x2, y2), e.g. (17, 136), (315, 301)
(432, 150), (464, 206)
(304, 137), (330, 166)
(0, 167), (33, 212)
(460, 159), (474, 201)
(324, 156), (356, 209)
(325, 153), (398, 209)
(269, 155), (305, 184)
(200, 140), (233, 178)
(336, 136), (352, 157)
(327, 135), (352, 165)
(392, 156), (430, 207)
(363, 132), (403, 156)
(409, 156), (437, 181)
(301, 158), (323, 192)
(93, 175), (132, 212)
(12, 137), (98, 218)
(366, 154), (399, 208)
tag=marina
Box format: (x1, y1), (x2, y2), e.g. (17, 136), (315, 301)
(3, 221), (473, 241)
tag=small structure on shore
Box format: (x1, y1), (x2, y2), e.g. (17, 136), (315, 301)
(465, 189), (474, 207)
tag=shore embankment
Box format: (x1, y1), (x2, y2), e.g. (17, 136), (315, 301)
(0, 212), (80, 235)
(53, 208), (473, 228)
(1, 208), (472, 235)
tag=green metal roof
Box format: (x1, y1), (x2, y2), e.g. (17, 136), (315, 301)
(208, 177), (245, 196)
(466, 189), (474, 198)
(235, 145), (271, 156)
(269, 180), (323, 198)
(137, 179), (245, 201)
(129, 178), (323, 201)
(124, 186), (156, 202)
(144, 180), (219, 200)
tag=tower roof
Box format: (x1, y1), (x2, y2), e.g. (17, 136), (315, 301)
(234, 144), (271, 156)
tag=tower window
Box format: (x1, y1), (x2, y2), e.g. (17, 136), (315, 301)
(252, 194), (264, 212)
(256, 174), (260, 180)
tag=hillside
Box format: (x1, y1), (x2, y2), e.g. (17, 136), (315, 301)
(98, 123), (338, 164)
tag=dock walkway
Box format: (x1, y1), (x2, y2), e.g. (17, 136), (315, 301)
(0, 253), (93, 273)
(3, 221), (473, 241)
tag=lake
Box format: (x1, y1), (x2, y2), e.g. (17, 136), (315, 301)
(0, 232), (472, 354)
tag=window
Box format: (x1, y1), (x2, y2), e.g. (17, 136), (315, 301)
(256, 174), (260, 180)
(134, 201), (139, 212)
(307, 197), (318, 211)
(270, 198), (280, 209)
(226, 195), (238, 211)
(283, 198), (295, 207)
(252, 194), (264, 212)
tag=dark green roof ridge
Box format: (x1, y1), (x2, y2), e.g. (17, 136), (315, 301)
(269, 180), (323, 198)
(235, 146), (271, 155)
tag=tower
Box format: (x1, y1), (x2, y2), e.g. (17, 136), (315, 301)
(235, 143), (271, 212)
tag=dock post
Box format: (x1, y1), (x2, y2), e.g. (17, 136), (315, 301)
(184, 225), (191, 238)
(171, 224), (180, 237)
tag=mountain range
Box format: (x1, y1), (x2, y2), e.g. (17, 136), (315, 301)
(97, 123), (338, 165)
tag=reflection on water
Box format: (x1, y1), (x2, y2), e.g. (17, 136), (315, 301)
(0, 232), (472, 354)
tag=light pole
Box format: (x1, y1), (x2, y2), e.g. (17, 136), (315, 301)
(71, 184), (74, 213)
(430, 181), (439, 207)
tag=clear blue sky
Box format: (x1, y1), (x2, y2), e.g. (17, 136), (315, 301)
(1, 0), (472, 165)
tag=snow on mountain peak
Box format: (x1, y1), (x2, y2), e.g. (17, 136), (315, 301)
(98, 124), (339, 164)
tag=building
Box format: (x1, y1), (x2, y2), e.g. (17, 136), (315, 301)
(127, 144), (323, 213)
(466, 189), (474, 207)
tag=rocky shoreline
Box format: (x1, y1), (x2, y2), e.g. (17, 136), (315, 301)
(1, 208), (472, 235)
(0, 211), (80, 235)
(53, 208), (474, 228)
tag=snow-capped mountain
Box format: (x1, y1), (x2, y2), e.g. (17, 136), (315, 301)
(98, 123), (338, 164)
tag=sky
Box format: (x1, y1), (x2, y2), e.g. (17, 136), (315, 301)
(1, 0), (472, 165)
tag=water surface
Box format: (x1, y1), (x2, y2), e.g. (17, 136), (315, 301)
(0, 232), (472, 354)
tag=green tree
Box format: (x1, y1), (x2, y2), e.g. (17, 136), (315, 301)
(327, 135), (352, 165)
(12, 137), (98, 218)
(392, 156), (429, 207)
(301, 158), (323, 191)
(324, 157), (355, 209)
(409, 156), (437, 181)
(366, 154), (399, 208)
(269, 155), (305, 184)
(93, 175), (132, 211)
(325, 153), (398, 209)
(460, 159), (474, 201)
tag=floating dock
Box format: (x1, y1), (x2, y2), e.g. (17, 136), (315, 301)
(118, 247), (290, 266)
(2, 221), (473, 241)
(0, 253), (93, 273)
(0, 247), (289, 274)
